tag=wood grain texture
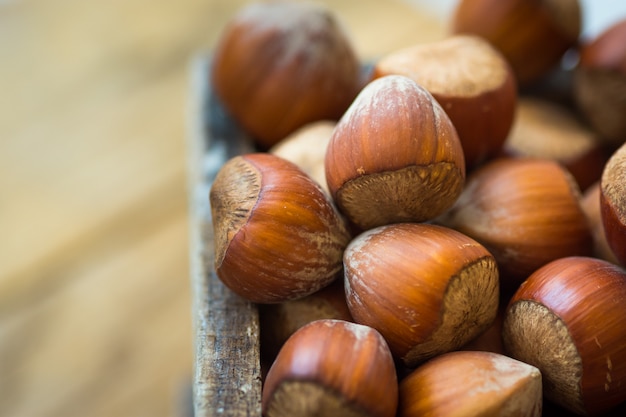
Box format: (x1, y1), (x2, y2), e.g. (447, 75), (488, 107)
(188, 57), (261, 417)
(0, 1), (443, 416)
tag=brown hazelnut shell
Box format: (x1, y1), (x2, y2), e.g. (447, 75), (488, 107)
(258, 279), (353, 361)
(600, 142), (626, 267)
(573, 19), (626, 145)
(269, 120), (336, 193)
(211, 1), (361, 149)
(209, 153), (351, 303)
(503, 256), (626, 416)
(452, 0), (581, 86)
(325, 75), (465, 230)
(503, 98), (609, 192)
(344, 223), (499, 367)
(578, 19), (626, 74)
(581, 182), (620, 264)
(262, 319), (398, 417)
(372, 35), (517, 169)
(398, 351), (542, 417)
(439, 157), (593, 292)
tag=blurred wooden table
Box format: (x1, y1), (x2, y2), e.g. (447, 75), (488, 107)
(0, 1), (443, 416)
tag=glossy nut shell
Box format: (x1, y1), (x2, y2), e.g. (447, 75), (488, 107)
(439, 157), (593, 292)
(325, 75), (465, 230)
(503, 256), (626, 416)
(373, 35), (517, 169)
(452, 0), (581, 85)
(209, 153), (351, 303)
(398, 351), (542, 417)
(344, 223), (499, 367)
(600, 142), (626, 267)
(262, 319), (398, 417)
(574, 19), (626, 145)
(211, 1), (361, 148)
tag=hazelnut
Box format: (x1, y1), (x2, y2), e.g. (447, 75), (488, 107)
(600, 141), (626, 267)
(209, 153), (351, 303)
(211, 1), (361, 148)
(398, 351), (542, 417)
(503, 256), (626, 416)
(269, 120), (336, 194)
(325, 74), (465, 230)
(259, 279), (353, 361)
(439, 157), (593, 294)
(344, 222), (499, 367)
(581, 182), (620, 264)
(503, 98), (609, 192)
(262, 319), (398, 417)
(574, 18), (626, 146)
(372, 35), (517, 169)
(452, 0), (581, 86)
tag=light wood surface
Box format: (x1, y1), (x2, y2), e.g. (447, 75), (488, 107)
(0, 1), (444, 416)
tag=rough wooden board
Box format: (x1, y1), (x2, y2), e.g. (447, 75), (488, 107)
(187, 57), (261, 417)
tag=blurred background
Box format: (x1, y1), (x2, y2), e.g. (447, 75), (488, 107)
(1, 0), (624, 416)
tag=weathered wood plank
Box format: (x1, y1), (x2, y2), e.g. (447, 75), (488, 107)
(187, 57), (261, 417)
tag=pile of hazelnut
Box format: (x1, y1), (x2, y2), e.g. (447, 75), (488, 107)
(208, 1), (626, 416)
